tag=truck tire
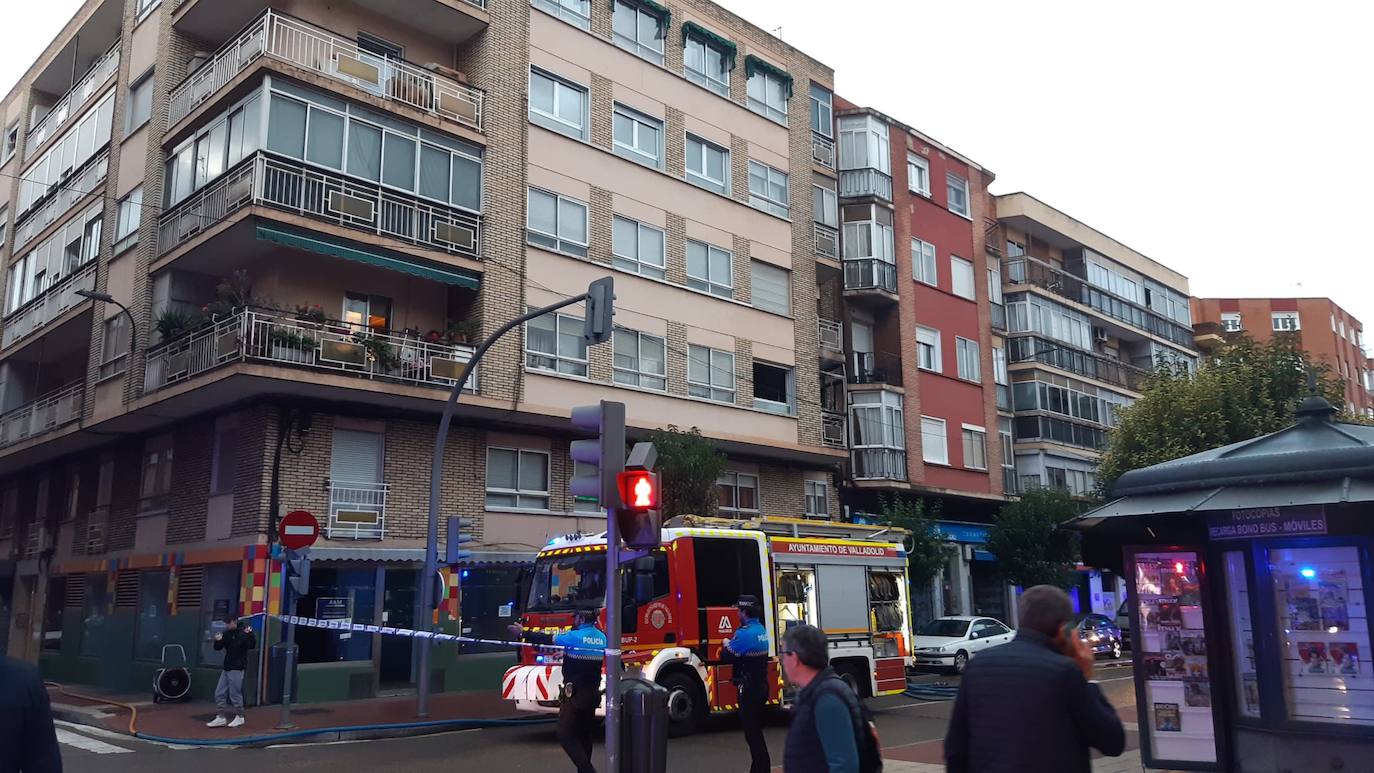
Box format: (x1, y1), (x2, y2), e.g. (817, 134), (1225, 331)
(833, 660), (871, 699)
(657, 671), (706, 737)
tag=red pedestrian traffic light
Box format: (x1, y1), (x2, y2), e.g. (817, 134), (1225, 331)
(617, 470), (658, 511)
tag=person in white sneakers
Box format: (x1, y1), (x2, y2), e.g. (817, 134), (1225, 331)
(207, 618), (256, 728)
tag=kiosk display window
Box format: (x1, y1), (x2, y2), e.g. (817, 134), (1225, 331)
(1222, 551), (1260, 719)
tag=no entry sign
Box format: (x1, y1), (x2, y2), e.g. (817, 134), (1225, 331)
(280, 510), (320, 550)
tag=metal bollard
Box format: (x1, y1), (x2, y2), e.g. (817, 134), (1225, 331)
(619, 678), (669, 773)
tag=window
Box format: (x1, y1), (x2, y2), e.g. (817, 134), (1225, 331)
(685, 134), (729, 194)
(717, 472), (759, 514)
(0, 488), (14, 538)
(140, 437), (174, 511)
(2, 123), (16, 162)
(684, 32), (731, 96)
(99, 315), (131, 379)
(956, 337), (981, 381)
(613, 328), (666, 390)
(197, 564), (241, 667)
(532, 0), (590, 29)
(1086, 259), (1144, 305)
(916, 326), (941, 372)
(1006, 240), (1025, 258)
(804, 480), (828, 518)
(342, 292), (391, 331)
(612, 104), (662, 167)
(809, 83), (832, 137)
(529, 69), (587, 139)
(750, 261), (790, 315)
(1272, 312), (1300, 332)
(135, 0), (160, 21)
(134, 570), (171, 660)
(210, 419), (240, 495)
(993, 346), (1008, 386)
(747, 66), (789, 123)
(946, 173), (970, 217)
(0, 206), (8, 251)
(686, 240), (733, 297)
(987, 265), (1003, 305)
(837, 114), (890, 173)
(526, 312), (588, 376)
(812, 184), (837, 227)
(951, 256), (975, 300)
(126, 71), (154, 132)
(19, 91), (114, 214)
(962, 425), (987, 470)
(921, 417), (948, 465)
(752, 360), (795, 415)
(612, 1), (665, 63)
(293, 567), (375, 663)
(114, 186), (142, 252)
(1340, 319), (1346, 339)
(612, 216), (665, 279)
(571, 460), (602, 513)
(688, 344), (735, 403)
(79, 573), (108, 658)
(747, 161), (789, 217)
(907, 153), (930, 196)
(42, 576), (65, 651)
(850, 390), (905, 479)
(526, 187), (588, 256)
(912, 238), (937, 285)
(485, 447), (551, 509)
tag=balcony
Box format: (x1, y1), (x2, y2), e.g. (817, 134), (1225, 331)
(843, 259), (898, 298)
(1006, 335), (1149, 392)
(818, 318), (843, 357)
(2, 262), (97, 349)
(0, 381), (83, 449)
(814, 222), (839, 261)
(328, 480), (389, 539)
(158, 152), (481, 260)
(839, 168), (893, 202)
(13, 151), (108, 251)
(852, 448), (908, 482)
(25, 45), (120, 162)
(849, 351), (903, 387)
(811, 132), (835, 169)
(1192, 320), (1228, 352)
(144, 308), (479, 395)
(168, 11), (484, 132)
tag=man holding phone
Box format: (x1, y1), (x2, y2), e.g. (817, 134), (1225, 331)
(207, 617), (256, 728)
(944, 585), (1125, 773)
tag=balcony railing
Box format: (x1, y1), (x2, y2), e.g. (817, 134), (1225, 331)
(144, 308), (480, 395)
(2, 262), (97, 349)
(818, 318), (843, 354)
(822, 413), (846, 448)
(849, 350), (904, 387)
(85, 506), (108, 555)
(811, 132), (835, 169)
(843, 259), (898, 295)
(0, 381), (83, 449)
(25, 46), (120, 161)
(838, 168), (893, 201)
(328, 480), (388, 539)
(1005, 257), (1195, 348)
(168, 11), (484, 131)
(13, 151), (108, 251)
(814, 222), (838, 260)
(1006, 335), (1150, 391)
(852, 448), (907, 481)
(159, 152), (482, 259)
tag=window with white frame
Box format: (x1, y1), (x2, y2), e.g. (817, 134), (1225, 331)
(804, 480), (828, 517)
(746, 65), (789, 123)
(2, 123), (16, 163)
(946, 173), (970, 217)
(1340, 319), (1346, 339)
(916, 326), (941, 372)
(526, 312), (588, 376)
(532, 0), (590, 29)
(135, 0), (160, 21)
(612, 216), (665, 279)
(921, 416), (948, 465)
(1221, 312), (1242, 332)
(1332, 313), (1337, 332)
(717, 471), (759, 514)
(99, 315), (131, 379)
(613, 328), (666, 390)
(485, 447), (551, 510)
(912, 237), (936, 285)
(750, 261), (790, 315)
(526, 187), (588, 256)
(951, 256), (975, 300)
(126, 70), (154, 133)
(0, 206), (7, 252)
(747, 161), (789, 217)
(1272, 311), (1300, 332)
(907, 153), (930, 196)
(956, 336), (981, 381)
(961, 425), (987, 470)
(987, 264), (1003, 304)
(993, 345), (1008, 386)
(612, 1), (665, 63)
(685, 134), (729, 194)
(612, 104), (662, 167)
(528, 68), (587, 139)
(686, 240), (733, 297)
(809, 83), (832, 137)
(841, 203), (894, 263)
(837, 114), (890, 173)
(683, 32), (731, 96)
(752, 360), (795, 415)
(114, 187), (142, 252)
(688, 344), (735, 403)
(812, 184), (837, 227)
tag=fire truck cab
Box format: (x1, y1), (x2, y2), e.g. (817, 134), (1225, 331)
(502, 515), (913, 735)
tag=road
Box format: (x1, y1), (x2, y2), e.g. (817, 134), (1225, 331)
(59, 661), (1137, 772)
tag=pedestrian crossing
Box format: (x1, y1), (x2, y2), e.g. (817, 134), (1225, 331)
(54, 720), (199, 757)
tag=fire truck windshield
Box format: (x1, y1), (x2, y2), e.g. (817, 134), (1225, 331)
(527, 552), (608, 612)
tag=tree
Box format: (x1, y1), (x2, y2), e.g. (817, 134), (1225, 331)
(986, 487), (1081, 589)
(648, 425), (728, 518)
(1096, 334), (1346, 494)
(877, 495), (953, 588)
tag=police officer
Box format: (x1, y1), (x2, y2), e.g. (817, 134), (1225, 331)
(510, 609), (608, 773)
(721, 594), (771, 773)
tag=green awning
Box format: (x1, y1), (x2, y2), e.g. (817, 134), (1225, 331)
(745, 55), (793, 99)
(255, 225), (480, 290)
(681, 21), (737, 70)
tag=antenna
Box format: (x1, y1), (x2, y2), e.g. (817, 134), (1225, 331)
(771, 25), (783, 38)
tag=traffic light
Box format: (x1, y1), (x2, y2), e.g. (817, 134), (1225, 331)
(570, 401), (626, 509)
(445, 516), (474, 565)
(615, 442), (661, 549)
(583, 277), (614, 346)
(285, 550), (311, 596)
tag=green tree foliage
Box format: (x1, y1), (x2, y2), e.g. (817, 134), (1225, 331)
(986, 487), (1081, 589)
(648, 425), (728, 518)
(878, 495), (953, 587)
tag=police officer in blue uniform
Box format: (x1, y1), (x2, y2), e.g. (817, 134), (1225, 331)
(511, 609), (608, 773)
(721, 594), (771, 773)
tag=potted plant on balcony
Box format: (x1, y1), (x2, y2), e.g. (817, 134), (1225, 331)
(267, 326), (312, 364)
(445, 317), (479, 345)
(295, 304), (328, 325)
(354, 333), (403, 373)
(156, 307), (198, 343)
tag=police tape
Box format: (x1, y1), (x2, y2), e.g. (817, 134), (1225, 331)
(267, 613), (624, 656)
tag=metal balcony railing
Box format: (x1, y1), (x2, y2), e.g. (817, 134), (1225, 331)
(1006, 335), (1150, 392)
(818, 318), (843, 354)
(843, 258), (898, 295)
(811, 132), (835, 169)
(13, 151), (108, 250)
(328, 480), (389, 539)
(167, 11), (484, 130)
(85, 506), (108, 554)
(25, 46), (120, 162)
(144, 308), (480, 395)
(851, 448), (908, 481)
(0, 381), (83, 449)
(158, 152), (482, 259)
(838, 168), (893, 201)
(1, 262), (98, 349)
(849, 350), (904, 387)
(1005, 257), (1195, 348)
(813, 222), (838, 260)
(822, 413), (846, 449)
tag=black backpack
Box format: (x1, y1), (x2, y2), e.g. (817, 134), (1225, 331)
(815, 677), (883, 773)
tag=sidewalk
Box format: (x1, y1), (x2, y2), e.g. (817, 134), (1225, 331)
(883, 748), (1179, 772)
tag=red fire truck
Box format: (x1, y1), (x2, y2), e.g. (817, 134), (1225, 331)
(502, 514), (913, 735)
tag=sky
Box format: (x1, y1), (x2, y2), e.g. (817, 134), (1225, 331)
(4, 1), (1372, 329)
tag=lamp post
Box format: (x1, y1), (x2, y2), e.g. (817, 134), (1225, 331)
(75, 290), (137, 360)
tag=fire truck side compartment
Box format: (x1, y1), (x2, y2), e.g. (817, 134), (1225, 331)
(815, 564), (870, 633)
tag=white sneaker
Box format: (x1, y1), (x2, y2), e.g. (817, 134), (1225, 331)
(227, 716), (245, 728)
(206, 716), (228, 728)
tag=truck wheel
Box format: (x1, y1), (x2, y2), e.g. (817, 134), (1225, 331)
(657, 671), (705, 737)
(834, 661), (871, 699)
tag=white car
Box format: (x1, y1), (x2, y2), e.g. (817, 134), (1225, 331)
(912, 616), (1015, 674)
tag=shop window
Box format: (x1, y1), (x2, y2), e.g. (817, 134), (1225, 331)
(43, 576), (66, 651)
(80, 573), (109, 658)
(134, 570), (171, 660)
(1222, 551), (1260, 719)
(293, 567), (377, 664)
(198, 564), (242, 667)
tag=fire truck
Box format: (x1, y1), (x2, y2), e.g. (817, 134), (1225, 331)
(502, 514), (913, 735)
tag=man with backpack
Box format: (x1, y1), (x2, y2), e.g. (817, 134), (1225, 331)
(780, 624), (882, 773)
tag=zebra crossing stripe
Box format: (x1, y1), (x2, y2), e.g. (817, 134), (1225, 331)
(56, 727), (132, 754)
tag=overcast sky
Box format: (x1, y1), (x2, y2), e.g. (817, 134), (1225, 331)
(5, 1), (1372, 329)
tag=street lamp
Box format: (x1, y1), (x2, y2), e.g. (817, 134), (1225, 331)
(75, 289), (137, 359)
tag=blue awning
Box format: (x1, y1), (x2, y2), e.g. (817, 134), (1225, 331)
(255, 225), (480, 290)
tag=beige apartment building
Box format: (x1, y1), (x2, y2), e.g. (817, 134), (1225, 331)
(0, 0), (842, 702)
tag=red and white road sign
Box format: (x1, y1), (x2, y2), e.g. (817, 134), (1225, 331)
(279, 510), (320, 550)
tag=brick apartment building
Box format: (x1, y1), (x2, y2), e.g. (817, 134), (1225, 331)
(0, 0), (847, 702)
(1191, 297), (1374, 416)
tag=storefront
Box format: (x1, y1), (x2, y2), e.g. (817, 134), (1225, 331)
(1073, 397), (1374, 772)
(930, 521), (1013, 624)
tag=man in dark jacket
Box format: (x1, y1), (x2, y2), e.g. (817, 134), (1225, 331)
(944, 585), (1125, 773)
(0, 656), (62, 773)
(207, 617), (256, 728)
(781, 624), (860, 773)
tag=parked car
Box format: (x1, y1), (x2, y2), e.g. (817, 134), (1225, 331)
(1076, 612), (1124, 659)
(1115, 598), (1131, 649)
(912, 616), (1014, 674)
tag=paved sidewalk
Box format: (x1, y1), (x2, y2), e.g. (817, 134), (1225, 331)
(882, 748), (1176, 772)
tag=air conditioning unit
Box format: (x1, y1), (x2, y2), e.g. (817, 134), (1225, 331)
(1093, 327), (1109, 344)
